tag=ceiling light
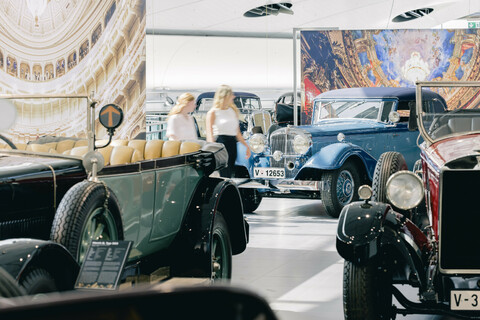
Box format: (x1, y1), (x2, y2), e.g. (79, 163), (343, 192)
(244, 2), (293, 18)
(392, 8), (433, 23)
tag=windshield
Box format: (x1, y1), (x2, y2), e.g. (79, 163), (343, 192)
(312, 100), (394, 124)
(198, 97), (262, 113)
(0, 96), (93, 151)
(417, 83), (480, 144)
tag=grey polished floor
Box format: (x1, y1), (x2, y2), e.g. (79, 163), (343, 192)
(231, 198), (459, 320)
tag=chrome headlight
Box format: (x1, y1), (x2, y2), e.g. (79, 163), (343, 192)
(293, 134), (311, 154)
(386, 171), (424, 210)
(249, 134), (267, 154)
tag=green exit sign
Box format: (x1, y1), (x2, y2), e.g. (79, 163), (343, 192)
(468, 21), (480, 28)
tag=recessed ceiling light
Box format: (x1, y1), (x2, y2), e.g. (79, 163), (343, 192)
(392, 8), (434, 22)
(244, 2), (293, 18)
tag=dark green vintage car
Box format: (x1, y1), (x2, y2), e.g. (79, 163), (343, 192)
(0, 95), (248, 295)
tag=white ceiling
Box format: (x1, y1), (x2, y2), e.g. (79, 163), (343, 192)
(147, 0), (480, 36)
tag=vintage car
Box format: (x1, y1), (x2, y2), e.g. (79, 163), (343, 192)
(271, 91), (301, 127)
(235, 87), (447, 216)
(0, 95), (248, 295)
(194, 91), (272, 138)
(336, 81), (480, 319)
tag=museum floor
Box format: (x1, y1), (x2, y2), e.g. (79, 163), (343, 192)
(232, 198), (459, 320)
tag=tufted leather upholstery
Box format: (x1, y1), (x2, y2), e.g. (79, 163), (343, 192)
(144, 140), (164, 160)
(162, 141), (181, 157)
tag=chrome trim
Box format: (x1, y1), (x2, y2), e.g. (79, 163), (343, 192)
(233, 178), (320, 191)
(438, 167), (480, 274)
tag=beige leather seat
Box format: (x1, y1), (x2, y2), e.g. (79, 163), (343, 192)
(109, 145), (143, 165)
(55, 140), (77, 154)
(144, 140), (164, 160)
(162, 141), (181, 157)
(180, 141), (202, 154)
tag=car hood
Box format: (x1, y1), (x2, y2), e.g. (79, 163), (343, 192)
(300, 119), (387, 137)
(423, 133), (480, 169)
(0, 153), (83, 179)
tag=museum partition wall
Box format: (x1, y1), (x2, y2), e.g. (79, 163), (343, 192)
(0, 0), (146, 143)
(300, 29), (480, 124)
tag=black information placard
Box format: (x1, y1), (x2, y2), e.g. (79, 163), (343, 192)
(75, 240), (132, 290)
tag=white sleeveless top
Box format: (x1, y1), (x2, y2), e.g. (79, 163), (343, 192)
(213, 108), (239, 136)
(166, 114), (198, 141)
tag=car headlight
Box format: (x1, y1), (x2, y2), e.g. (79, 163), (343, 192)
(293, 135), (311, 154)
(249, 134), (267, 154)
(386, 171), (424, 210)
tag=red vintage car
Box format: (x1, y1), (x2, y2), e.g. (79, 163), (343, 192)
(336, 81), (480, 319)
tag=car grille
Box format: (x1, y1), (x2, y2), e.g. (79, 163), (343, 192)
(0, 216), (51, 240)
(439, 169), (480, 272)
(270, 128), (302, 179)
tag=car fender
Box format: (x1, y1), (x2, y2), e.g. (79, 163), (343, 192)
(0, 239), (79, 291)
(336, 201), (428, 290)
(299, 143), (377, 180)
(174, 177), (248, 277)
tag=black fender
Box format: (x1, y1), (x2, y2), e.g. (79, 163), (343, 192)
(172, 176), (248, 277)
(0, 239), (79, 291)
(336, 201), (429, 290)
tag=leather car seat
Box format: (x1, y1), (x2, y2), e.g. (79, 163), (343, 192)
(144, 140), (164, 160)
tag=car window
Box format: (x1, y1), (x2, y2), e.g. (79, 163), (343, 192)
(198, 98), (213, 112)
(313, 100), (386, 123)
(236, 97), (261, 111)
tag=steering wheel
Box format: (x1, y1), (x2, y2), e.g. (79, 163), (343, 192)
(0, 134), (16, 149)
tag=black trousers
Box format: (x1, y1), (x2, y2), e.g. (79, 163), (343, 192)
(215, 135), (237, 178)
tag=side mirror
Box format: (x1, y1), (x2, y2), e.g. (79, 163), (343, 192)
(388, 111), (400, 123)
(97, 104), (123, 148)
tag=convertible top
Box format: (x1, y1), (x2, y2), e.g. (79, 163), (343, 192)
(315, 87), (441, 101)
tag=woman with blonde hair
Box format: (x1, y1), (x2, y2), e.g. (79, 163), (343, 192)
(206, 85), (251, 177)
(166, 92), (198, 141)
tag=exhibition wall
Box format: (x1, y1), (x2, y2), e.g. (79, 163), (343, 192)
(301, 29), (480, 124)
(147, 34), (297, 103)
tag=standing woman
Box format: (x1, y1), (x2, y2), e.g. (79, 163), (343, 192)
(166, 92), (198, 141)
(206, 85), (251, 177)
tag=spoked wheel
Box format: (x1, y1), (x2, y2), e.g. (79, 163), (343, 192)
(321, 161), (360, 218)
(343, 260), (394, 320)
(211, 211), (232, 281)
(51, 181), (123, 264)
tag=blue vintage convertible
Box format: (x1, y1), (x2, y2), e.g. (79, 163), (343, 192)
(234, 87), (447, 217)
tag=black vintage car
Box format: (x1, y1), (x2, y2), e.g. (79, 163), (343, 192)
(336, 81), (480, 319)
(0, 95), (248, 295)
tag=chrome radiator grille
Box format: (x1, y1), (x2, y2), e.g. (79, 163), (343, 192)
(269, 128), (301, 179)
(440, 169), (480, 272)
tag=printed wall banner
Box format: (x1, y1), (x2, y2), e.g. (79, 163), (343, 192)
(301, 29), (480, 124)
(0, 0), (145, 144)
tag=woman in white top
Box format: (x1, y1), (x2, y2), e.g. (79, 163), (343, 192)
(206, 85), (251, 177)
(166, 92), (198, 141)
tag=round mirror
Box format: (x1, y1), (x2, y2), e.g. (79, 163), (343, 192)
(99, 104), (123, 130)
(0, 99), (17, 130)
(388, 111), (400, 123)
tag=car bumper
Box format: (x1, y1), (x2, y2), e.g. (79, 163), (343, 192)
(232, 178), (323, 192)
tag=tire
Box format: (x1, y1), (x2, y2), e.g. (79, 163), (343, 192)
(321, 161), (360, 218)
(20, 268), (57, 295)
(240, 189), (262, 213)
(211, 211), (232, 280)
(343, 261), (393, 320)
(0, 267), (26, 298)
(50, 180), (123, 264)
(372, 152), (407, 203)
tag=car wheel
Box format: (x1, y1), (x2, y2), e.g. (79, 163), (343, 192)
(372, 152), (407, 203)
(321, 161), (360, 218)
(0, 267), (26, 298)
(50, 180), (123, 264)
(211, 211), (232, 280)
(343, 260), (393, 320)
(240, 189), (262, 213)
(20, 267), (57, 295)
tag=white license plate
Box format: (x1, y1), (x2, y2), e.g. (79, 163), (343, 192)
(253, 168), (285, 179)
(451, 290), (480, 310)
